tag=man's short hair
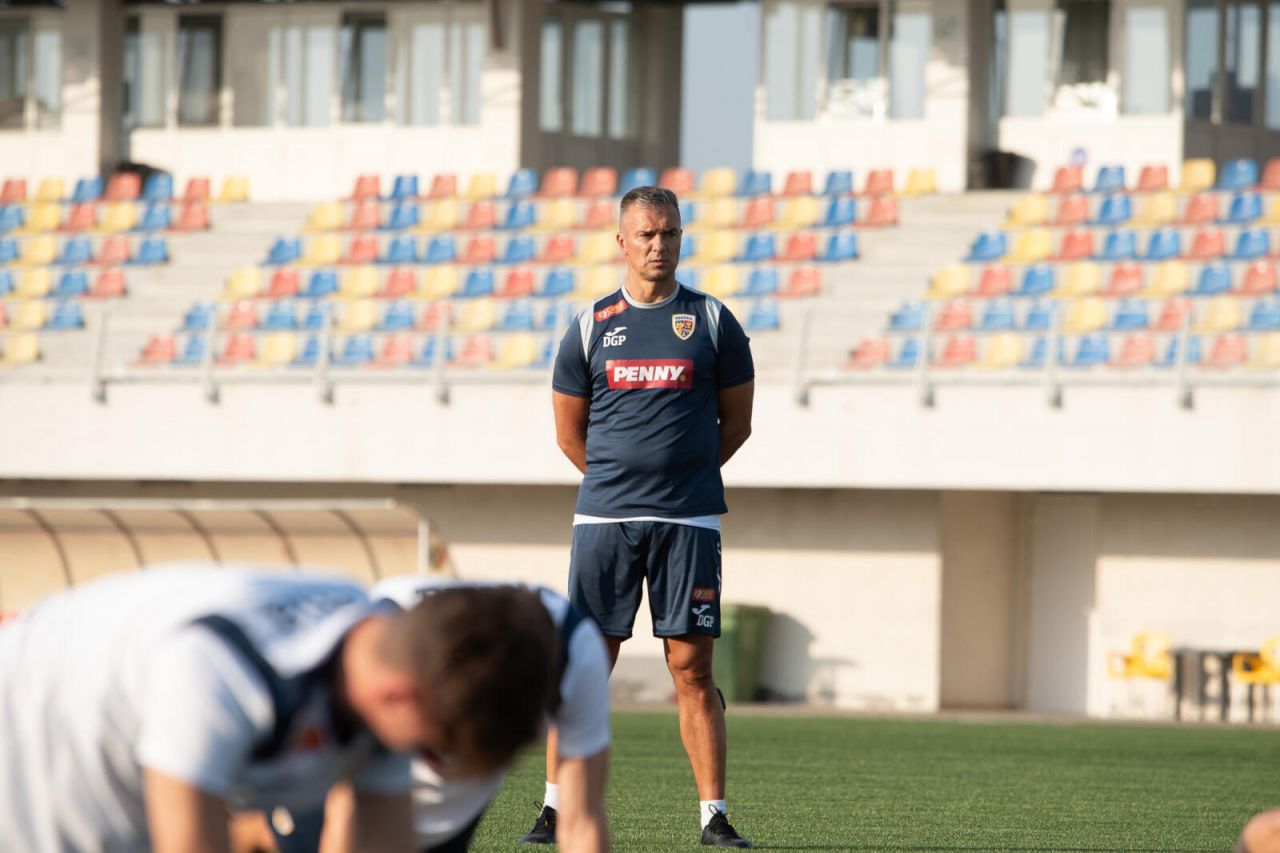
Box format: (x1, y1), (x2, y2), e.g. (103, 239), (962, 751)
(620, 185), (680, 221)
(384, 586), (557, 773)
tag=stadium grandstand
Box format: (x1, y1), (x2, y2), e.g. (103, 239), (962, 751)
(1, 0), (1279, 734)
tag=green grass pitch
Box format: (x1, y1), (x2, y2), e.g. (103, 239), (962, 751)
(470, 710), (1280, 851)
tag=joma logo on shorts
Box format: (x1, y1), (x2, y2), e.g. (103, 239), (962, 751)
(605, 358), (694, 389)
(692, 604), (716, 629)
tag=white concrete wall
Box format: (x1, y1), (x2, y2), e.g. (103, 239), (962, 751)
(999, 115), (1185, 191)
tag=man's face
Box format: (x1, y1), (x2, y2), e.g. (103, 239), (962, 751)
(617, 203), (681, 283)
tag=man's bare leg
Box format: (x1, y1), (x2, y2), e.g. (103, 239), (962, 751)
(663, 634), (725, 799)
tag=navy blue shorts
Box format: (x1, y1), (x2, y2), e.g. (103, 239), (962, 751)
(568, 521), (722, 639)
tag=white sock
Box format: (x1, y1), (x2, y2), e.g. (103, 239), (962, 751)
(544, 782), (560, 811)
(700, 799), (727, 829)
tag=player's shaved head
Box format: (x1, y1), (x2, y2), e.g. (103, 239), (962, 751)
(382, 586), (557, 774)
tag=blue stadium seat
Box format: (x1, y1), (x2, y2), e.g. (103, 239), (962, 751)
(175, 335), (208, 366)
(888, 301), (925, 332)
(1092, 165), (1125, 194)
(538, 268), (575, 298)
(978, 298), (1016, 331)
(1142, 228), (1181, 261)
(1229, 228), (1270, 261)
(136, 203), (171, 232)
(424, 236), (458, 264)
(262, 301), (298, 331)
(1225, 192), (1262, 225)
(502, 235), (537, 265)
(382, 203), (419, 231)
(680, 235), (696, 261)
(821, 170), (853, 196)
(413, 335), (456, 367)
(71, 177), (103, 204)
(0, 270), (13, 295)
(293, 335), (322, 366)
(1247, 298), (1280, 330)
(302, 302), (332, 330)
(381, 235), (419, 265)
(679, 268), (700, 290)
(1191, 262), (1232, 296)
(539, 301), (572, 330)
(888, 337), (919, 369)
(303, 270), (339, 299)
(678, 200), (695, 224)
(385, 175), (419, 201)
(380, 300), (415, 331)
(1095, 229), (1137, 262)
(131, 236), (169, 265)
(500, 300), (536, 331)
(739, 170), (771, 196)
(502, 200), (536, 230)
(1110, 299), (1149, 330)
(266, 237), (302, 266)
(965, 230), (1006, 262)
(1157, 335), (1202, 367)
(53, 269), (89, 298)
(0, 205), (23, 232)
(141, 173), (174, 202)
(822, 197), (856, 228)
(1068, 334), (1109, 367)
(738, 233), (776, 263)
(1217, 158), (1259, 191)
(1092, 194), (1131, 226)
(1015, 264), (1055, 297)
(47, 301), (85, 330)
(742, 268), (779, 297)
(533, 337), (556, 369)
(818, 231), (858, 262)
(1021, 336), (1066, 368)
(0, 237), (15, 264)
(57, 237), (94, 266)
(745, 300), (780, 331)
(182, 303), (215, 331)
(506, 169), (539, 199)
(620, 168), (657, 195)
(461, 268), (495, 298)
(334, 334), (375, 366)
(1023, 300), (1055, 331)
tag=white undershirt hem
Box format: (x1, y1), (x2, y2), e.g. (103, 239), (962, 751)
(573, 514), (721, 531)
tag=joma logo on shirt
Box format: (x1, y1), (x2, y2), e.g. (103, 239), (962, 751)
(605, 358), (694, 389)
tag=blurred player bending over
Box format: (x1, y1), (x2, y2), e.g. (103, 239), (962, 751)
(1239, 809), (1280, 852)
(0, 564), (556, 853)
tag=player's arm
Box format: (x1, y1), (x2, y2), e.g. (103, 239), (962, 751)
(718, 379), (754, 466)
(142, 768), (231, 853)
(553, 390), (590, 474)
(556, 747), (611, 853)
(317, 784), (415, 853)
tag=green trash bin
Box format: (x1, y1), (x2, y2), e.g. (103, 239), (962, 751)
(713, 604), (769, 703)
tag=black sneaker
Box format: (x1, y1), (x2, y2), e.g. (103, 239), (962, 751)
(518, 805), (557, 844)
(701, 809), (752, 848)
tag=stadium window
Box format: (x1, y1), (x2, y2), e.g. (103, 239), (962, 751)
(888, 8), (930, 119)
(1185, 0), (1219, 120)
(123, 15), (167, 130)
(570, 18), (604, 135)
(177, 15), (222, 127)
(825, 3), (884, 119)
(403, 18), (445, 126)
(0, 18), (27, 130)
(283, 21), (335, 128)
(229, 13), (278, 128)
(990, 0), (1008, 121)
(340, 13), (387, 124)
(1267, 3), (1280, 127)
(607, 18), (638, 139)
(1223, 0), (1261, 124)
(1050, 0), (1111, 112)
(1005, 8), (1050, 116)
(764, 0), (820, 121)
(1122, 6), (1170, 114)
(447, 11), (484, 125)
(540, 15), (563, 131)
(32, 21), (58, 129)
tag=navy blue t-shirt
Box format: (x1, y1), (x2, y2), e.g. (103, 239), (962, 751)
(552, 283), (755, 518)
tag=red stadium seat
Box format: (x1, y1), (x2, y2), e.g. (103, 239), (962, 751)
(659, 168), (695, 195)
(1179, 193), (1219, 225)
(418, 301), (450, 332)
(540, 167), (579, 197)
(781, 170), (813, 196)
(1151, 298), (1190, 331)
(90, 268), (126, 298)
(1054, 228), (1094, 261)
(1, 178), (27, 204)
(935, 299), (972, 331)
(382, 267), (417, 298)
(1186, 229), (1226, 260)
(1136, 164), (1168, 192)
(375, 334), (414, 367)
(454, 334), (495, 367)
(1260, 158), (1280, 191)
(224, 301), (259, 331)
(462, 235), (496, 264)
(140, 334), (177, 365)
(174, 201), (210, 231)
(344, 235), (379, 265)
(1051, 194), (1089, 226)
(1104, 263), (1144, 298)
(539, 234), (575, 264)
(581, 200), (614, 230)
(579, 167), (618, 197)
(861, 169), (894, 196)
(427, 174), (457, 199)
(780, 266), (820, 297)
(864, 196), (899, 227)
(464, 201), (496, 230)
(1240, 261), (1277, 295)
(1113, 333), (1155, 368)
(182, 177), (211, 203)
(267, 268), (300, 298)
(349, 174), (380, 201)
(846, 337), (890, 369)
(499, 267), (535, 298)
(1051, 165), (1084, 194)
(105, 173), (140, 202)
(0, 303), (6, 328)
(96, 236), (130, 266)
(1206, 333), (1246, 368)
(63, 203), (96, 232)
(976, 265), (1012, 297)
(779, 232), (817, 262)
(346, 200), (380, 230)
(218, 333), (256, 365)
(740, 197), (775, 229)
(937, 335), (977, 367)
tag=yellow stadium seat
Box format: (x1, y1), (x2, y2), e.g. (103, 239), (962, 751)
(337, 299), (378, 333)
(463, 173), (497, 201)
(775, 196), (820, 230)
(1109, 632), (1172, 680)
(98, 202), (138, 233)
(698, 266), (740, 298)
(1232, 636), (1280, 688)
(18, 203), (61, 234)
(217, 176), (250, 203)
(1180, 158), (1216, 193)
(697, 167), (737, 198)
(901, 167), (937, 197)
(417, 200), (460, 234)
(258, 333), (298, 367)
(455, 299), (497, 333)
(16, 236), (56, 267)
(1004, 228), (1053, 265)
(1064, 297), (1107, 334)
(305, 201), (344, 232)
(1133, 191), (1176, 227)
(15, 268), (51, 300)
(1144, 261), (1189, 297)
(928, 264), (970, 300)
(1006, 194), (1049, 227)
(1248, 333), (1280, 370)
(11, 300), (47, 331)
(1196, 296), (1243, 333)
(690, 198), (737, 231)
(300, 234), (342, 267)
(976, 333), (1023, 369)
(687, 231), (738, 266)
(33, 178), (64, 204)
(1058, 262), (1101, 298)
(421, 267), (460, 300)
(2, 333), (40, 366)
(340, 265), (379, 299)
(535, 198), (577, 232)
(577, 266), (621, 300)
(223, 267), (262, 300)
(491, 333), (539, 369)
(576, 233), (618, 265)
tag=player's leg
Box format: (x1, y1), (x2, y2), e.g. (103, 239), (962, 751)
(1238, 808), (1280, 852)
(663, 633), (727, 799)
(543, 634), (622, 788)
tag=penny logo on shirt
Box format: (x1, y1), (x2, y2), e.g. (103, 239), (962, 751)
(672, 314), (696, 340)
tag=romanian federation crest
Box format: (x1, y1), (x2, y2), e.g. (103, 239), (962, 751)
(672, 313), (696, 341)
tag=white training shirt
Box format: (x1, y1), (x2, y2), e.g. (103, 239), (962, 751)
(372, 575), (612, 847)
(0, 564), (412, 853)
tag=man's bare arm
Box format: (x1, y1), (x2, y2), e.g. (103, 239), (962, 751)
(143, 768), (231, 853)
(553, 390), (590, 474)
(556, 748), (611, 853)
(718, 380), (754, 466)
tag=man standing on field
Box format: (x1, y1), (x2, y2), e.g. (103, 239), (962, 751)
(532, 185), (755, 848)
